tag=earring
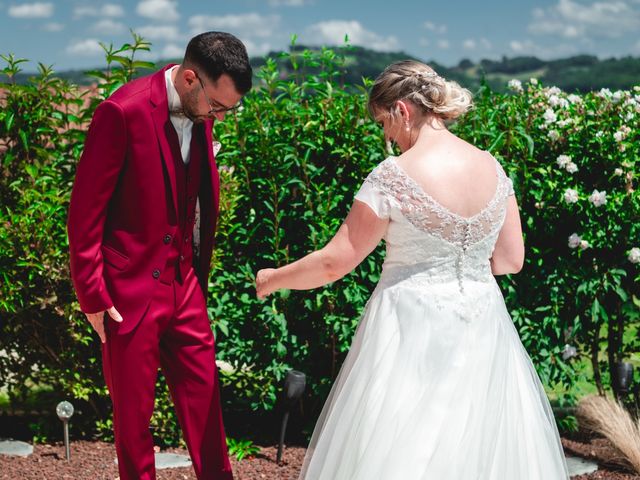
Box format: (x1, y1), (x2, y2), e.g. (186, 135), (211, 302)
(405, 122), (410, 132)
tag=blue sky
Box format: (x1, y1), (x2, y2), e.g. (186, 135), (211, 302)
(1, 0), (639, 72)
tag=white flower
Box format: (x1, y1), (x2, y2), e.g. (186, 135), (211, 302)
(613, 125), (631, 142)
(625, 112), (635, 121)
(549, 95), (569, 109)
(548, 129), (560, 141)
(628, 247), (640, 264)
(568, 94), (582, 104)
(568, 233), (582, 249)
(556, 154), (571, 168)
(546, 86), (562, 97)
(598, 88), (612, 98)
(566, 162), (578, 173)
(563, 189), (579, 204)
(595, 131), (604, 138)
(530, 77), (539, 85)
(588, 189), (607, 207)
(543, 108), (557, 123)
(557, 119), (572, 127)
(612, 90), (625, 103)
(562, 344), (578, 361)
(614, 168), (624, 176)
(579, 240), (590, 250)
(508, 79), (523, 92)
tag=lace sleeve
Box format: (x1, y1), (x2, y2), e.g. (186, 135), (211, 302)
(494, 158), (515, 196)
(354, 173), (391, 219)
(506, 176), (514, 196)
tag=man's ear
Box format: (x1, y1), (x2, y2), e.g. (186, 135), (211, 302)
(181, 67), (197, 87)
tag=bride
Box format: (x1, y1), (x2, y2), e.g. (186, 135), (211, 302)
(255, 60), (569, 479)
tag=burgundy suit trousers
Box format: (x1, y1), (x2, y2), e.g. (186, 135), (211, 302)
(102, 267), (233, 480)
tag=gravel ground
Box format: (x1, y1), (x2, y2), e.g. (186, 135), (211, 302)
(1, 436), (638, 479)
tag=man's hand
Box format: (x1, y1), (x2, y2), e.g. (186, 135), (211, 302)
(84, 306), (123, 343)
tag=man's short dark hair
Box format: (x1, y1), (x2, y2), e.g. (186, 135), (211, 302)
(184, 31), (252, 95)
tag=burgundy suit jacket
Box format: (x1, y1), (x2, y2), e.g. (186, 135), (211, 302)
(68, 65), (220, 334)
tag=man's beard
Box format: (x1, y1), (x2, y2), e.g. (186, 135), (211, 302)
(182, 89), (210, 124)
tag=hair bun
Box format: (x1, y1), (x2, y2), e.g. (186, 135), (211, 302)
(368, 60), (473, 121)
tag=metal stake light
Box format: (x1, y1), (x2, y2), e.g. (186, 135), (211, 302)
(56, 401), (74, 461)
(277, 370), (306, 464)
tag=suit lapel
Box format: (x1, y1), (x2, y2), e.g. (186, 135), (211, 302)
(150, 65), (179, 217)
(203, 120), (220, 218)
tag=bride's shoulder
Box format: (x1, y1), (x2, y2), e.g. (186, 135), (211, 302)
(364, 156), (397, 180)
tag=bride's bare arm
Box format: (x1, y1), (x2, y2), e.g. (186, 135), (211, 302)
(490, 196), (525, 275)
(256, 200), (389, 298)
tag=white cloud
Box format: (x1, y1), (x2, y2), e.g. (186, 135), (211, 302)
(137, 0), (179, 22)
(437, 39), (450, 49)
(424, 21), (447, 34)
(188, 13), (280, 38)
(463, 37), (492, 50)
(187, 13), (281, 56)
(241, 39), (274, 56)
(305, 20), (400, 51)
(66, 38), (104, 56)
(268, 0), (309, 5)
(463, 39), (476, 50)
(529, 0), (640, 38)
(161, 43), (184, 59)
(103, 4), (124, 17)
(73, 4), (124, 18)
(136, 24), (181, 41)
(419, 38), (430, 47)
(8, 2), (53, 18)
(43, 22), (64, 32)
(510, 40), (536, 53)
(92, 19), (126, 35)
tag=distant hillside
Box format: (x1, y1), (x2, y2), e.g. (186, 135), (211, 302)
(3, 46), (639, 93)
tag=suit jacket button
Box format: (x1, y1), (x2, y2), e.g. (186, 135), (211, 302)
(152, 269), (160, 279)
(163, 234), (172, 244)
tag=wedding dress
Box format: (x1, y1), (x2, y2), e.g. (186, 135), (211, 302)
(299, 156), (570, 479)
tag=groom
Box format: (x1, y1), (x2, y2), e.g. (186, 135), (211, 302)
(67, 32), (252, 479)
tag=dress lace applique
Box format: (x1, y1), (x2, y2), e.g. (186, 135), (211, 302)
(357, 155), (513, 296)
(363, 156), (510, 248)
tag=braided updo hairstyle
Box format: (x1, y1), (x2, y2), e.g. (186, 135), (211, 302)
(368, 60), (473, 122)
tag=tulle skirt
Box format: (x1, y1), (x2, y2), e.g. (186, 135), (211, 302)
(299, 272), (569, 480)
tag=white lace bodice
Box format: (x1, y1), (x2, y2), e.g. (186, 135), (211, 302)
(355, 155), (514, 291)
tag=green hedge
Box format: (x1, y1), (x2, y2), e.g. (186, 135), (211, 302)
(1, 37), (638, 443)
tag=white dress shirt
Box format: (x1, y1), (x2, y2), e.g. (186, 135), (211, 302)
(165, 66), (193, 164)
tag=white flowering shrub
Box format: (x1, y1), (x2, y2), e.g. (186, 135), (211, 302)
(453, 79), (639, 400)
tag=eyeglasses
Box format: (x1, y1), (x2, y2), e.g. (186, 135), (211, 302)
(194, 71), (242, 115)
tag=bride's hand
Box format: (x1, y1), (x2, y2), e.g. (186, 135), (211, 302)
(256, 268), (277, 299)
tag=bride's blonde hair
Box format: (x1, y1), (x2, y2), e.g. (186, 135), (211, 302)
(368, 60), (473, 122)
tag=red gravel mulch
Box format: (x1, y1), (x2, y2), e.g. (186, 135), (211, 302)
(1, 436), (639, 479)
